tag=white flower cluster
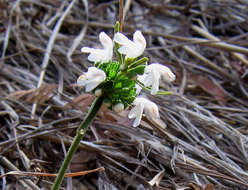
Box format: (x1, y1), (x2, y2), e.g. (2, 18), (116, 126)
(77, 30), (175, 127)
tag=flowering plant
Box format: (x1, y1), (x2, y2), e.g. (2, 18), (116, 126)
(52, 22), (175, 189)
(77, 23), (175, 127)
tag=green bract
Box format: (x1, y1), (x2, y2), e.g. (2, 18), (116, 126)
(96, 61), (142, 109)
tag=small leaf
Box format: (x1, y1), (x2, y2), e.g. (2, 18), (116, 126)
(127, 65), (146, 78)
(128, 57), (148, 69)
(125, 57), (137, 65)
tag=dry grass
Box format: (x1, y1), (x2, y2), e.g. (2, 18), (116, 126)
(0, 0), (248, 189)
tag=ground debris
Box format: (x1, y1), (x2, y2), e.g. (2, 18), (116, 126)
(0, 0), (248, 189)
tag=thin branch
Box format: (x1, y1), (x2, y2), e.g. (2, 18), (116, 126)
(119, 0), (124, 32)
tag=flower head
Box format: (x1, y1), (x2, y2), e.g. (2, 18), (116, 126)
(128, 97), (159, 127)
(137, 63), (175, 95)
(114, 30), (146, 58)
(81, 32), (113, 63)
(77, 67), (106, 92)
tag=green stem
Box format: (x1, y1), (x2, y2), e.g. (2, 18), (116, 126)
(114, 22), (124, 65)
(51, 96), (104, 190)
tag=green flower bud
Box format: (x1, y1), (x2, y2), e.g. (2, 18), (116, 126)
(113, 103), (124, 113)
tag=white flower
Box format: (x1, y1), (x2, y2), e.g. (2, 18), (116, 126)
(77, 67), (106, 92)
(137, 63), (175, 95)
(81, 32), (113, 63)
(114, 30), (146, 58)
(128, 97), (159, 127)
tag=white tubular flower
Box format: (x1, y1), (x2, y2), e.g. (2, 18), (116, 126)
(138, 63), (175, 95)
(77, 67), (106, 92)
(81, 32), (113, 63)
(114, 30), (146, 58)
(128, 97), (159, 127)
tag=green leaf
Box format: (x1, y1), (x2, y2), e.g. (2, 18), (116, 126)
(125, 57), (137, 65)
(127, 65), (146, 78)
(128, 57), (148, 69)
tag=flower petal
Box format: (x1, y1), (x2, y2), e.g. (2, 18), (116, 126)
(114, 32), (130, 45)
(150, 69), (160, 95)
(161, 66), (176, 82)
(85, 81), (101, 92)
(138, 63), (176, 95)
(114, 31), (146, 58)
(77, 74), (87, 86)
(81, 47), (93, 53)
(128, 103), (144, 127)
(88, 68), (106, 83)
(133, 30), (146, 51)
(128, 103), (141, 119)
(132, 114), (142, 127)
(81, 32), (113, 63)
(99, 32), (113, 49)
(117, 46), (135, 57)
(77, 67), (106, 92)
(144, 100), (159, 118)
(128, 97), (159, 127)
(87, 49), (105, 62)
(99, 32), (113, 61)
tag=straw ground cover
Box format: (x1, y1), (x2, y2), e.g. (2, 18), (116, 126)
(0, 0), (248, 189)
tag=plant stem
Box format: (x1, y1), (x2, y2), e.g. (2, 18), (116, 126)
(119, 0), (124, 32)
(114, 22), (124, 65)
(51, 96), (104, 190)
(135, 79), (174, 95)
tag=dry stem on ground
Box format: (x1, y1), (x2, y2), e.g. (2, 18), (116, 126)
(0, 0), (248, 189)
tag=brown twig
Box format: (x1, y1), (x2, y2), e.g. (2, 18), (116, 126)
(119, 0), (124, 32)
(0, 167), (105, 178)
